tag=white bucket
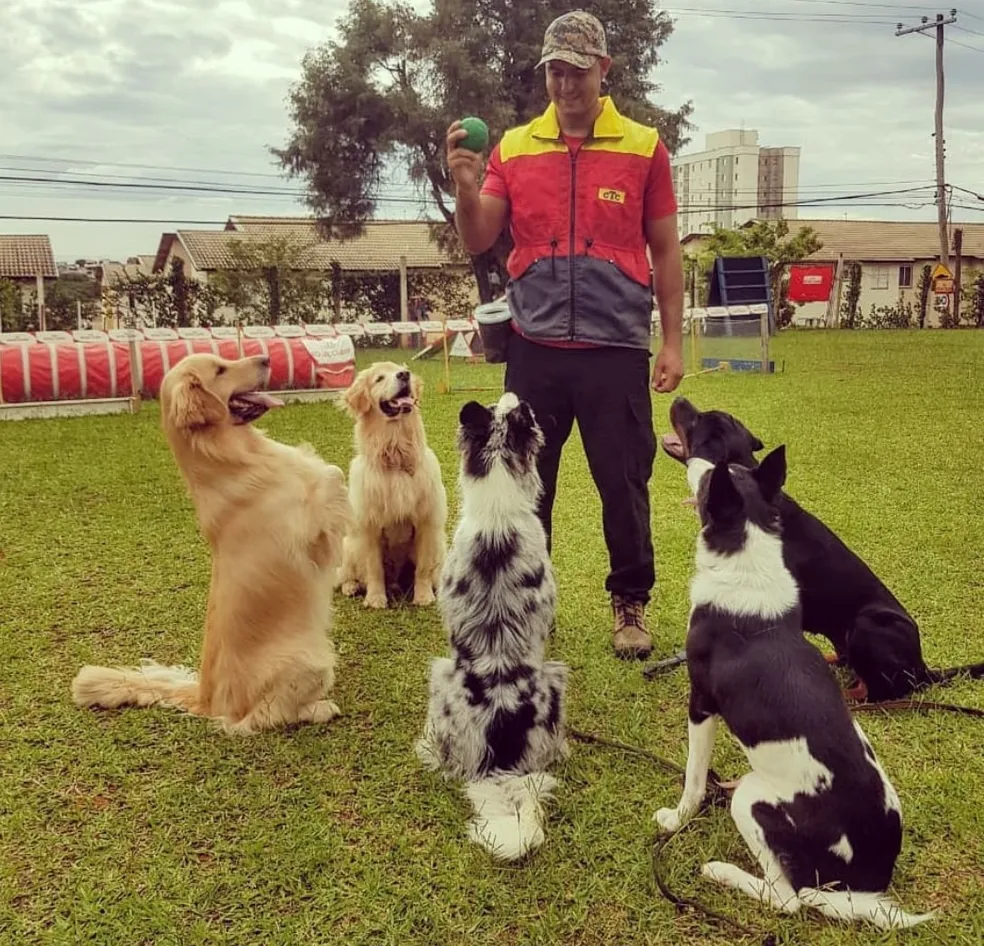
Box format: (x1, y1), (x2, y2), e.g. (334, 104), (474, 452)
(474, 298), (512, 363)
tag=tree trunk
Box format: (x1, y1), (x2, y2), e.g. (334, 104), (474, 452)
(472, 253), (493, 304)
(265, 267), (282, 324)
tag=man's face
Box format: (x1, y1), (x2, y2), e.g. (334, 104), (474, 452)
(545, 58), (609, 124)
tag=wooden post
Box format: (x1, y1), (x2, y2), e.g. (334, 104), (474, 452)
(332, 262), (342, 322)
(760, 306), (769, 373)
(895, 13), (957, 270)
(825, 255), (844, 328)
(934, 16), (949, 269)
(398, 255), (409, 350)
(76, 299), (83, 332)
(128, 337), (142, 412)
(36, 273), (46, 331)
(953, 227), (963, 324)
(399, 255), (408, 322)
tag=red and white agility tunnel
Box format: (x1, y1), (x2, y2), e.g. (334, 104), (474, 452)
(0, 335), (356, 404)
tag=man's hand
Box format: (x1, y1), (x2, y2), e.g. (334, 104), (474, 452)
(652, 343), (685, 393)
(446, 121), (484, 194)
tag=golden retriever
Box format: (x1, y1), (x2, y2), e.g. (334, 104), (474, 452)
(71, 353), (352, 734)
(335, 361), (447, 609)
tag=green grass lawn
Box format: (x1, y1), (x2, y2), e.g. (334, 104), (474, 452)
(1, 330), (982, 945)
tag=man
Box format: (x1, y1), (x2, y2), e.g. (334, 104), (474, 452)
(447, 10), (685, 660)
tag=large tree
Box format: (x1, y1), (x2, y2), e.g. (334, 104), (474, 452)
(274, 0), (692, 303)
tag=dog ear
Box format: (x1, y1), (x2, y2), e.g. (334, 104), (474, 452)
(344, 372), (373, 419)
(753, 445), (786, 501)
(706, 461), (743, 523)
(751, 435), (764, 452)
(459, 400), (492, 430)
(510, 398), (536, 429)
(169, 373), (226, 429)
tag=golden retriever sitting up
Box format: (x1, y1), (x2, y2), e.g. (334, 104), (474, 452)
(335, 361), (447, 609)
(71, 353), (352, 734)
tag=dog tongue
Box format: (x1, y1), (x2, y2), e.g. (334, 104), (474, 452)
(662, 432), (683, 451)
(241, 391), (283, 409)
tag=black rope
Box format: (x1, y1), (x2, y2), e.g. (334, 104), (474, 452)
(849, 698), (984, 720)
(642, 655), (984, 721)
(651, 828), (775, 945)
(571, 696), (981, 939)
(569, 727), (727, 802)
(641, 649), (687, 680)
(570, 728), (769, 938)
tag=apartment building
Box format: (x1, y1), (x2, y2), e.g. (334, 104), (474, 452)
(671, 129), (801, 236)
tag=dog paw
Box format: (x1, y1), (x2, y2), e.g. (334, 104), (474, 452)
(654, 807), (684, 834)
(340, 580), (361, 597)
(701, 861), (728, 881)
(308, 700), (341, 724)
(412, 587), (436, 607)
(364, 590), (388, 609)
(700, 861), (746, 888)
(414, 737), (441, 771)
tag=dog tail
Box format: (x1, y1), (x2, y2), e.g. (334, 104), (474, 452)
(72, 659), (201, 715)
(463, 772), (559, 862)
(929, 661), (984, 685)
(797, 887), (935, 930)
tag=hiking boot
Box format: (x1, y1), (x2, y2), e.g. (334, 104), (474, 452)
(612, 595), (653, 660)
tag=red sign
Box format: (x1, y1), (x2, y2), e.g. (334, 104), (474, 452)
(788, 264), (834, 303)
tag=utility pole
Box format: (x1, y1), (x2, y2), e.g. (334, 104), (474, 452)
(953, 227), (963, 323)
(895, 10), (958, 268)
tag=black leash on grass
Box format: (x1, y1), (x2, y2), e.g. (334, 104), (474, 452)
(569, 728), (773, 941)
(644, 654), (984, 720)
(651, 828), (775, 945)
(571, 695), (982, 940)
(849, 699), (984, 720)
(569, 727), (726, 800)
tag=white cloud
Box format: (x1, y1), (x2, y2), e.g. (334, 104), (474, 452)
(0, 0), (980, 261)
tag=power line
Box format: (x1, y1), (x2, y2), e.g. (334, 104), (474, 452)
(777, 0), (933, 8)
(947, 34), (984, 52)
(953, 23), (984, 37)
(0, 188), (949, 226)
(0, 213), (442, 225)
(0, 153), (422, 192)
(0, 166), (308, 195)
(0, 153), (289, 181)
(0, 167), (941, 200)
(0, 174), (429, 203)
(669, 10), (899, 24)
(667, 3), (901, 19)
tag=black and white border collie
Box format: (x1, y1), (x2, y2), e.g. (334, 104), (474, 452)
(655, 447), (933, 930)
(660, 396), (984, 702)
(415, 393), (568, 861)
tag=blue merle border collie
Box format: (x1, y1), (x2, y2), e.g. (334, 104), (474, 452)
(654, 447), (933, 930)
(415, 393), (568, 861)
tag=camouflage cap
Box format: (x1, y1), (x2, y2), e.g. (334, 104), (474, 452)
(536, 11), (608, 70)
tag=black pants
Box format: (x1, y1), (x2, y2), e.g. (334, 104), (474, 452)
(504, 333), (656, 604)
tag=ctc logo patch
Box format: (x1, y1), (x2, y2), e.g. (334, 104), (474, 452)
(597, 187), (626, 204)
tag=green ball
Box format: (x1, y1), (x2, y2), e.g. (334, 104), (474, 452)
(457, 116), (489, 153)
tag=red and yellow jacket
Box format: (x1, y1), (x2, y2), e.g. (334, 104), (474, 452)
(482, 96), (670, 351)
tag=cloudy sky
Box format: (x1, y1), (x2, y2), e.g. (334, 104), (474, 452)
(1, 0), (981, 262)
